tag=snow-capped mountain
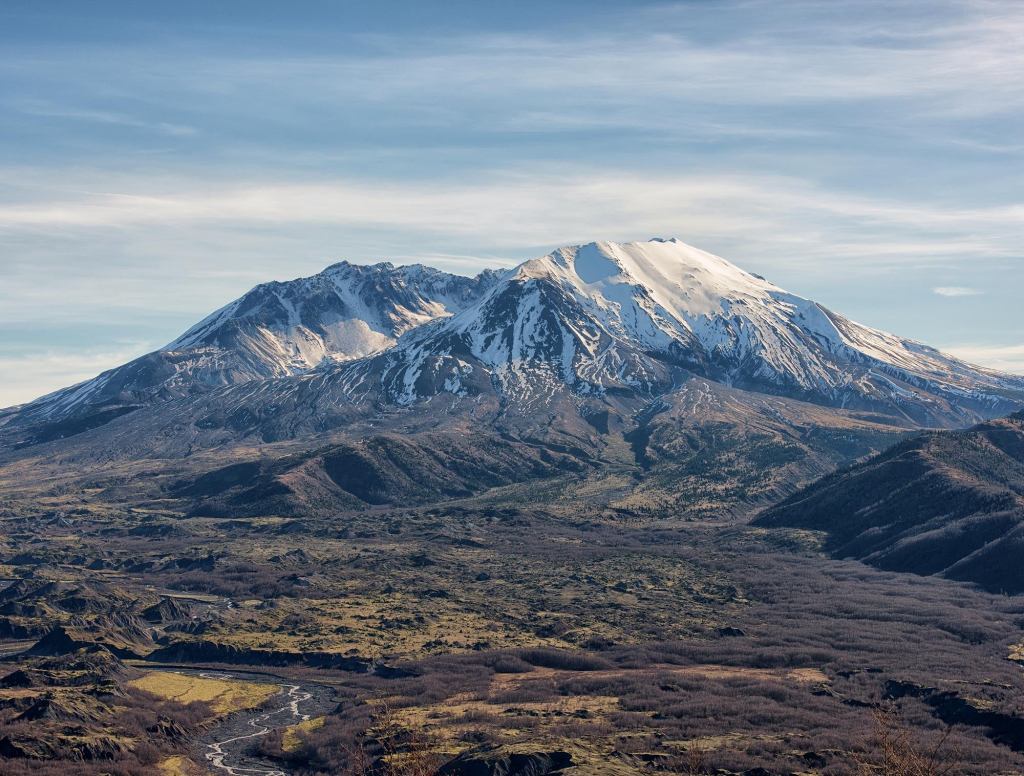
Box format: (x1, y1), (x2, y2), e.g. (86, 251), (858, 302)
(4, 238), (1023, 453)
(6, 260), (500, 429)
(349, 239), (1023, 425)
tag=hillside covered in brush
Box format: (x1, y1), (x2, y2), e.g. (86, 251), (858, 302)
(756, 411), (1024, 592)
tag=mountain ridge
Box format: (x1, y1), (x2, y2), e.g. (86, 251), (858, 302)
(1, 260), (501, 440)
(755, 410), (1024, 592)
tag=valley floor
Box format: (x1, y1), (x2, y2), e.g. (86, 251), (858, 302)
(1, 482), (1023, 775)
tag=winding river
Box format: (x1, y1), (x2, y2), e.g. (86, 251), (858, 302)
(190, 671), (336, 776)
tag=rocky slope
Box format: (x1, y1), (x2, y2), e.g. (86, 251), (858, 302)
(353, 239), (1023, 425)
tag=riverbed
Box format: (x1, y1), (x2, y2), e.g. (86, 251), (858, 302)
(189, 670), (336, 776)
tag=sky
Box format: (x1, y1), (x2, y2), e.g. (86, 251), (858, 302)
(1, 0), (1022, 407)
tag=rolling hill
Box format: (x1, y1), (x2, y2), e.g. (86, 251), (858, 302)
(756, 411), (1024, 592)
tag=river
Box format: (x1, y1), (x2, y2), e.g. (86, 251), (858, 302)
(189, 670), (336, 776)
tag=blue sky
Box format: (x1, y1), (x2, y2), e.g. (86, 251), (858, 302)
(1, 0), (1022, 406)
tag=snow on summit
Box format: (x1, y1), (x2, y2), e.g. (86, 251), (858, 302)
(357, 239), (1024, 423)
(7, 238), (1024, 432)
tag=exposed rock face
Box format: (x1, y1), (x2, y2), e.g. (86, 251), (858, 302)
(25, 626), (93, 656)
(14, 694), (105, 724)
(25, 626), (143, 660)
(0, 617), (45, 639)
(140, 596), (193, 624)
(0, 731), (130, 761)
(0, 669), (35, 688)
(146, 639), (374, 672)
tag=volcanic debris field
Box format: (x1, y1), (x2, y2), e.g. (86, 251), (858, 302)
(0, 472), (1023, 775)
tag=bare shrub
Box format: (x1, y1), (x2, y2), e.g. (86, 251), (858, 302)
(855, 707), (959, 776)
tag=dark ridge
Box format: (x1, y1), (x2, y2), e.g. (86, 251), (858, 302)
(755, 413), (1024, 592)
(168, 432), (592, 516)
(145, 639), (376, 672)
(437, 747), (574, 776)
(14, 404), (141, 448)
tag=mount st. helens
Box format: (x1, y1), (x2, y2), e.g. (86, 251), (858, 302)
(1, 239), (1022, 470)
(5, 241), (1024, 776)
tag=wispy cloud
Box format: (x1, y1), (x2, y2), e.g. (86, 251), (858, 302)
(0, 168), (1019, 269)
(6, 1), (1024, 152)
(177, 2), (1024, 122)
(944, 343), (1024, 375)
(933, 286), (983, 297)
(13, 101), (197, 137)
(0, 345), (155, 408)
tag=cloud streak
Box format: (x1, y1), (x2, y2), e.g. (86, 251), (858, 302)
(0, 169), (1020, 262)
(934, 286), (983, 297)
(944, 343), (1024, 375)
(11, 101), (197, 136)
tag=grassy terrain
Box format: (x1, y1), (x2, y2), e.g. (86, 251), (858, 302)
(129, 670), (279, 714)
(282, 716), (326, 752)
(157, 755), (202, 775)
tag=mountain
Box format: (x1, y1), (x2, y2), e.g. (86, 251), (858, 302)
(4, 237), (1024, 527)
(755, 411), (1024, 593)
(165, 430), (593, 517)
(1, 261), (499, 445)
(2, 239), (1022, 461)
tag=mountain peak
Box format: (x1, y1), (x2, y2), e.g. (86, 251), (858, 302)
(8, 257), (500, 429)
(520, 238), (781, 318)
(321, 258), (404, 277)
